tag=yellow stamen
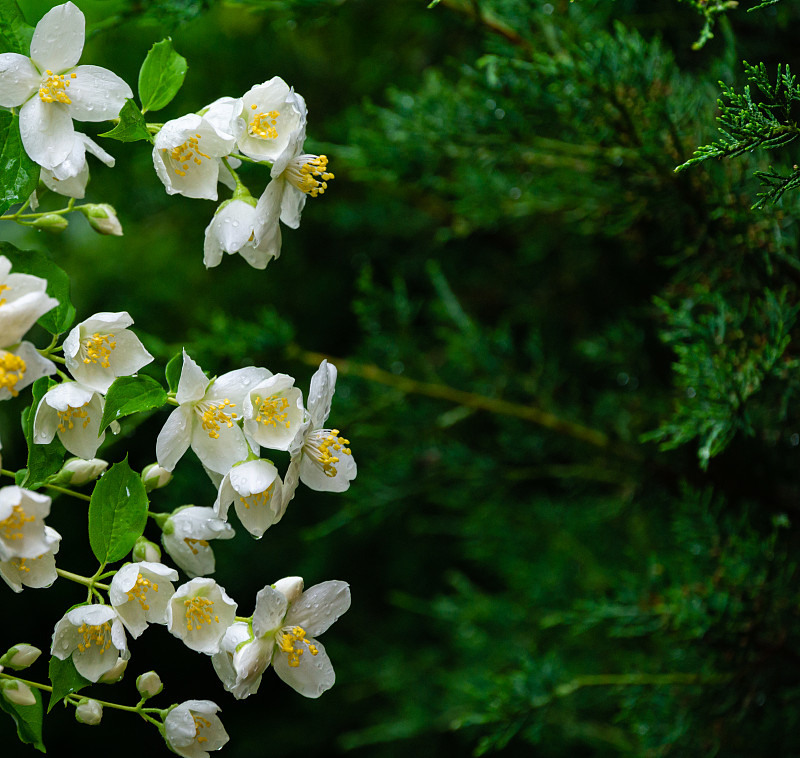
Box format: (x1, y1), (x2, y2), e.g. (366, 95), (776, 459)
(239, 482), (275, 510)
(0, 505), (34, 542)
(194, 715), (212, 744)
(183, 537), (210, 555)
(248, 110), (280, 140)
(166, 135), (211, 177)
(0, 283), (9, 306)
(276, 625), (318, 667)
(76, 622), (113, 654)
(82, 332), (116, 368)
(184, 596), (219, 631)
(197, 399), (237, 439)
(254, 394), (290, 429)
(126, 573), (159, 611)
(39, 69), (73, 104)
(306, 428), (352, 478)
(57, 403), (91, 433)
(0, 352), (26, 396)
(286, 155), (334, 197)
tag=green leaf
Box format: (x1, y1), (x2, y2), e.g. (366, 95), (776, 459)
(98, 99), (153, 143)
(0, 242), (75, 335)
(165, 351), (183, 393)
(47, 655), (89, 713)
(0, 680), (45, 752)
(21, 377), (66, 490)
(138, 38), (188, 113)
(99, 375), (168, 433)
(0, 110), (40, 216)
(0, 0), (33, 55)
(88, 457), (148, 564)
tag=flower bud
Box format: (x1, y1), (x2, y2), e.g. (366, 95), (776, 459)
(136, 671), (163, 699)
(79, 204), (123, 236)
(273, 576), (304, 604)
(75, 698), (103, 725)
(98, 656), (127, 683)
(132, 536), (162, 563)
(52, 457), (108, 487)
(1, 680), (36, 706)
(141, 463), (172, 492)
(31, 213), (69, 233)
(0, 644), (42, 670)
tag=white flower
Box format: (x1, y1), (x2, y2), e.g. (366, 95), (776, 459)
(0, 256), (59, 347)
(160, 506), (234, 578)
(51, 604), (128, 682)
(155, 351), (270, 475)
(242, 373), (305, 451)
(40, 132), (114, 199)
(75, 698), (102, 725)
(294, 360), (357, 493)
(213, 459), (283, 539)
(1, 680), (36, 706)
(109, 561), (179, 638)
(0, 2), (132, 169)
(252, 152), (334, 262)
(164, 700), (229, 758)
(0, 525), (60, 593)
(0, 644), (42, 670)
(203, 198), (279, 270)
(0, 341), (56, 401)
(0, 487), (57, 562)
(214, 577), (350, 699)
(136, 671), (163, 699)
(232, 77), (307, 166)
(166, 577), (237, 655)
(153, 113), (236, 200)
(63, 311), (153, 394)
(32, 381), (108, 459)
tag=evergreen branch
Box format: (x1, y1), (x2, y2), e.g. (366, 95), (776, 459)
(748, 0), (781, 10)
(752, 166), (800, 209)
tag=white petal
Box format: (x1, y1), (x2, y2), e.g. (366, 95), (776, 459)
(30, 2), (85, 73)
(285, 581), (351, 638)
(0, 54), (39, 107)
(19, 96), (74, 169)
(191, 422), (248, 475)
(208, 366), (272, 407)
(273, 637), (334, 698)
(176, 351), (208, 404)
(155, 405), (193, 472)
(79, 133), (114, 166)
(279, 183), (307, 229)
(252, 585), (288, 637)
(308, 360), (337, 428)
(66, 65), (132, 121)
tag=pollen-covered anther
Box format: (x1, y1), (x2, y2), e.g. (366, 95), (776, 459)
(194, 715), (212, 744)
(276, 625), (318, 667)
(184, 596), (220, 631)
(76, 622), (113, 654)
(82, 332), (116, 367)
(254, 394), (290, 429)
(308, 428), (352, 477)
(167, 134), (211, 177)
(198, 399), (238, 439)
(286, 155), (334, 197)
(57, 403), (91, 433)
(239, 482), (275, 510)
(126, 573), (159, 610)
(13, 558), (30, 573)
(248, 109), (280, 140)
(0, 283), (9, 305)
(0, 505), (34, 541)
(0, 352), (26, 396)
(39, 70), (73, 104)
(183, 537), (210, 555)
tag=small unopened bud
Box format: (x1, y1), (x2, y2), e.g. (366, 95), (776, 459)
(136, 671), (163, 699)
(0, 644), (42, 670)
(99, 657), (127, 683)
(52, 458), (108, 487)
(1, 680), (36, 707)
(141, 463), (172, 492)
(132, 536), (162, 563)
(75, 698), (103, 725)
(80, 203), (123, 236)
(273, 576), (304, 604)
(31, 213), (68, 233)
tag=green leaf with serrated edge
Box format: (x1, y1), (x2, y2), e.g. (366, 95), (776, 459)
(0, 110), (40, 216)
(0, 242), (75, 335)
(138, 38), (188, 113)
(99, 375), (168, 433)
(98, 99), (153, 143)
(21, 377), (66, 489)
(0, 0), (33, 56)
(47, 655), (89, 713)
(165, 351), (183, 393)
(0, 679), (45, 752)
(88, 456), (148, 564)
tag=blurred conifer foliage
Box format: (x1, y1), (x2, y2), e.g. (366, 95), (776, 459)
(7, 0), (800, 755)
